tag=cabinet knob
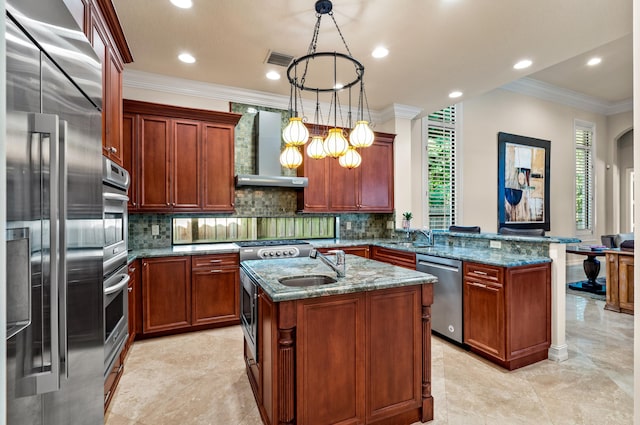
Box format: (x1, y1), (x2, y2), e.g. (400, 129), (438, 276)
(128, 287), (133, 292)
(166, 202), (170, 206)
(109, 146), (117, 154)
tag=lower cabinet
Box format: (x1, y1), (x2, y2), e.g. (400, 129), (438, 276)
(371, 246), (416, 269)
(605, 250), (634, 314)
(191, 253), (240, 325)
(141, 254), (240, 335)
(248, 284), (433, 425)
(103, 353), (123, 411)
(122, 259), (140, 359)
(463, 261), (551, 370)
(318, 245), (370, 258)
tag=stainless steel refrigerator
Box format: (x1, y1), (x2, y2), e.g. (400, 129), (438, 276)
(5, 0), (104, 423)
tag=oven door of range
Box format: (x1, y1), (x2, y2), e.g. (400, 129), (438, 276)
(239, 267), (258, 362)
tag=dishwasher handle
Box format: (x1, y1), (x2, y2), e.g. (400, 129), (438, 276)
(417, 261), (460, 273)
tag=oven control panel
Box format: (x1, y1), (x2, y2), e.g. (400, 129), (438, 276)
(257, 247), (301, 259)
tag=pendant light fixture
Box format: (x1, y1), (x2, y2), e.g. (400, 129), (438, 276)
(282, 0), (375, 170)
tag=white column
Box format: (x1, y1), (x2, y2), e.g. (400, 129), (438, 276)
(547, 243), (568, 362)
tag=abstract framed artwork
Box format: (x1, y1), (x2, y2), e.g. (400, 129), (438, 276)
(497, 132), (550, 231)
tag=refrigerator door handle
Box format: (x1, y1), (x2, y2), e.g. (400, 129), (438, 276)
(30, 113), (62, 394)
(58, 119), (69, 380)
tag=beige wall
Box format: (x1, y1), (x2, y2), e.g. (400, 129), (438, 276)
(457, 88), (611, 240)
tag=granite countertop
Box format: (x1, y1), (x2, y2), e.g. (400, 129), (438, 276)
(128, 243), (239, 264)
(127, 237), (555, 267)
(241, 255), (436, 302)
(308, 239), (552, 267)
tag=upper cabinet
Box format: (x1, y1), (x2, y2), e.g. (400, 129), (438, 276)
(87, 0), (134, 166)
(123, 100), (242, 213)
(297, 132), (395, 213)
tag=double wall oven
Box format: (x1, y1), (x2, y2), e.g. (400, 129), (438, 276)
(102, 157), (130, 379)
(238, 240), (312, 362)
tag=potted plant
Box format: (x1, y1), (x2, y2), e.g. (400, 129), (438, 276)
(402, 212), (412, 230)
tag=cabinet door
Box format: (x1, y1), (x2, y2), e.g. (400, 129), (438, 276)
(172, 119), (200, 210)
(122, 113), (137, 210)
(123, 262), (138, 358)
(192, 267), (239, 326)
(328, 158), (359, 211)
(463, 278), (505, 359)
(358, 137), (394, 212)
(138, 116), (171, 211)
(366, 286), (422, 423)
(619, 255), (634, 312)
(298, 148), (330, 211)
(142, 257), (191, 333)
(201, 124), (235, 211)
(105, 48), (124, 165)
(296, 293), (365, 425)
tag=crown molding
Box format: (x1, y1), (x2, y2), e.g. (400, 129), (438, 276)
(122, 70), (429, 124)
(501, 77), (632, 116)
(379, 104), (423, 122)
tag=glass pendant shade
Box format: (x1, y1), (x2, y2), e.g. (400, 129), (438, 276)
(349, 120), (374, 148)
(282, 117), (309, 146)
(279, 145), (303, 169)
(323, 128), (349, 158)
(339, 146), (362, 169)
(307, 135), (327, 159)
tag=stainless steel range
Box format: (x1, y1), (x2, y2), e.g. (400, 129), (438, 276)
(238, 239), (312, 363)
(237, 239), (312, 261)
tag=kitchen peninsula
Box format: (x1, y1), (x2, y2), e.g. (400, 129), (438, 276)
(240, 255), (437, 425)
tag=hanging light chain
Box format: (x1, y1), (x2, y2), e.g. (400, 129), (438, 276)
(329, 12), (355, 59)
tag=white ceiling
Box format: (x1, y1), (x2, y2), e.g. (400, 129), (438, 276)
(112, 0), (633, 117)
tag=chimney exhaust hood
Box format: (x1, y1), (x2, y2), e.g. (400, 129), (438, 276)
(235, 110), (309, 188)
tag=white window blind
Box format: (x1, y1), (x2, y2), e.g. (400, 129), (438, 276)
(426, 106), (457, 230)
(575, 123), (594, 232)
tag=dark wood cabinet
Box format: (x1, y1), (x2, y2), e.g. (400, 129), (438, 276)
(123, 100), (241, 213)
(319, 245), (370, 258)
(103, 351), (122, 411)
(140, 254), (240, 336)
(371, 246), (416, 269)
(605, 250), (634, 314)
(250, 284), (432, 425)
(122, 260), (140, 359)
(297, 133), (395, 213)
(191, 254), (240, 326)
(87, 0), (133, 167)
(141, 256), (192, 334)
(122, 113), (138, 210)
(463, 261), (551, 370)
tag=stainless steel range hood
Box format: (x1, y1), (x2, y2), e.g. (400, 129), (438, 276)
(235, 110), (309, 188)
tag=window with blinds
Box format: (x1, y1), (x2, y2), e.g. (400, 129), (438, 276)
(575, 122), (594, 232)
(425, 106), (457, 230)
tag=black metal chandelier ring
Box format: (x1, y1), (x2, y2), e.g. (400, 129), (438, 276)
(286, 51), (365, 93)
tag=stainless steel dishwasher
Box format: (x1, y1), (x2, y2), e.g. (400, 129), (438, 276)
(416, 254), (463, 344)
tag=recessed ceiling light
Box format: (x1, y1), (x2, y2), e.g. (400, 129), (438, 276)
(266, 71), (281, 80)
(372, 46), (389, 58)
(448, 91), (463, 99)
(178, 53), (196, 63)
(513, 59), (532, 70)
(170, 0), (193, 8)
(587, 57), (602, 66)
(334, 83), (344, 89)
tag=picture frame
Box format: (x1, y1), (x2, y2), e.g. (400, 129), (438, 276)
(497, 132), (551, 231)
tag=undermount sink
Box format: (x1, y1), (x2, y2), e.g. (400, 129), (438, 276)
(278, 275), (338, 287)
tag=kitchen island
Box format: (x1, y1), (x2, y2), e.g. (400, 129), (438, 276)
(241, 255), (437, 425)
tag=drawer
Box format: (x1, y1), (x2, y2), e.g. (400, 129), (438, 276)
(371, 246), (416, 269)
(192, 253), (239, 269)
(464, 262), (503, 283)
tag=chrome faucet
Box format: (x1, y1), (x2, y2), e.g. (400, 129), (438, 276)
(309, 249), (346, 277)
(418, 229), (434, 246)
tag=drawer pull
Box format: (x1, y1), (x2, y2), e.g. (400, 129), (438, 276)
(472, 270), (488, 276)
(210, 270), (222, 273)
(209, 260), (222, 263)
(469, 282), (486, 288)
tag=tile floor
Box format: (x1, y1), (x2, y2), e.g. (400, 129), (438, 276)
(105, 291), (633, 425)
